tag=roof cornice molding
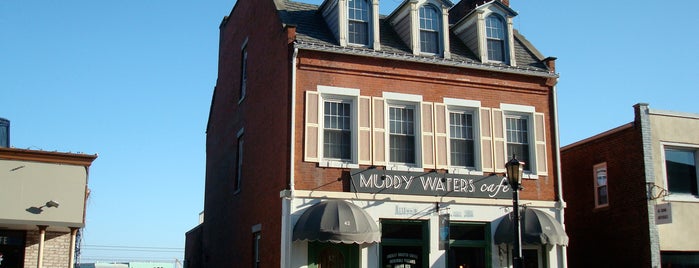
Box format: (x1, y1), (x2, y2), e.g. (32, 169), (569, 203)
(0, 147), (97, 167)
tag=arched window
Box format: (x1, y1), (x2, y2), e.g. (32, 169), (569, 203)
(419, 5), (440, 54)
(348, 0), (370, 45)
(485, 14), (506, 62)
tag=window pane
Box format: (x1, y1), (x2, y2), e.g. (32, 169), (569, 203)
(665, 148), (698, 195)
(324, 101), (352, 160)
(348, 0), (369, 45)
(485, 15), (506, 62)
(419, 5), (440, 54)
(449, 112), (475, 167)
(506, 116), (530, 170)
(389, 106), (416, 164)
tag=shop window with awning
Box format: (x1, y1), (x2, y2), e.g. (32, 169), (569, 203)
(292, 200), (381, 245)
(493, 208), (568, 246)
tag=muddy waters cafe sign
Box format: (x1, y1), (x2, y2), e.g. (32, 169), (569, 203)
(350, 169), (512, 199)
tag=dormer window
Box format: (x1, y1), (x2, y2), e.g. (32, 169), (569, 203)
(348, 0), (370, 46)
(485, 14), (506, 62)
(419, 5), (440, 54)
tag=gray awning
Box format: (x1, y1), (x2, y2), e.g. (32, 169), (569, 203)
(494, 208), (569, 246)
(292, 200), (381, 245)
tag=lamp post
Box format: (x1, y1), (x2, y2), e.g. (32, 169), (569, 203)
(506, 154), (524, 268)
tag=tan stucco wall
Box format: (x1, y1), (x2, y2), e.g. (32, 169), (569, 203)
(0, 159), (88, 228)
(649, 110), (699, 251)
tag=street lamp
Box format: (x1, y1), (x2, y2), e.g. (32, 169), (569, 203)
(506, 154), (524, 268)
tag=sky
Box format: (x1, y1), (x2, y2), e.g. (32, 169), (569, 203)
(2, 0), (698, 264)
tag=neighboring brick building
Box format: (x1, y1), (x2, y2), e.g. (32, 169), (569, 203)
(0, 121), (97, 268)
(186, 0), (567, 267)
(561, 103), (699, 268)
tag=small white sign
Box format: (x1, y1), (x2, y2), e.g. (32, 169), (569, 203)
(655, 203), (672, 225)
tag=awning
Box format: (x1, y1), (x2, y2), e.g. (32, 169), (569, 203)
(494, 208), (569, 246)
(292, 200), (381, 244)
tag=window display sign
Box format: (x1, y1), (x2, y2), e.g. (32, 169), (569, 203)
(439, 213), (449, 250)
(350, 169), (511, 199)
(0, 230), (25, 268)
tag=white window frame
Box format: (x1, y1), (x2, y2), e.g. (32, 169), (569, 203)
(485, 13), (507, 63)
(501, 104), (537, 179)
(418, 4), (441, 55)
(347, 0), (371, 46)
(444, 98), (483, 175)
(383, 92), (423, 171)
(317, 86), (360, 168)
(661, 142), (699, 202)
(593, 162), (609, 208)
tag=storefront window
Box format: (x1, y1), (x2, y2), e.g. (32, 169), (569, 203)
(448, 223), (488, 268)
(381, 220), (428, 268)
(0, 230), (26, 268)
(309, 242), (358, 268)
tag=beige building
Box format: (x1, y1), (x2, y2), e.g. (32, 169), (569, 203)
(0, 147), (97, 268)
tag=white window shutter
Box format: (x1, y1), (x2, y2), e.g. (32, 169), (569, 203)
(421, 102), (435, 168)
(492, 108), (506, 173)
(534, 112), (548, 176)
(479, 107), (493, 172)
(358, 96), (372, 165)
(304, 91), (320, 162)
(435, 103), (448, 169)
(372, 97), (386, 166)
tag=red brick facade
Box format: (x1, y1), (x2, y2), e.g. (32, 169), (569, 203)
(189, 0), (563, 267)
(561, 120), (653, 267)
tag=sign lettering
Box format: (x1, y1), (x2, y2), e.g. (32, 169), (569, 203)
(351, 169), (511, 199)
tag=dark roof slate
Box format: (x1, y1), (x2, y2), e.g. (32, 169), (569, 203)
(277, 0), (554, 77)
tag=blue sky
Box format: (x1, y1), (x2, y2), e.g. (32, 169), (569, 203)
(1, 0), (698, 263)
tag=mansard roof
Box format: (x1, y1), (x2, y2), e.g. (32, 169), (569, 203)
(277, 0), (555, 77)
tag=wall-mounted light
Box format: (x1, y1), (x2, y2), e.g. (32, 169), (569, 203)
(45, 200), (59, 208)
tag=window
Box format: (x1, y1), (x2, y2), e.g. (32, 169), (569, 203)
(389, 105), (417, 164)
(348, 0), (369, 45)
(665, 148), (699, 196)
(419, 5), (440, 54)
(381, 220), (428, 268)
(235, 131), (244, 192)
(323, 100), (352, 160)
(448, 223), (488, 268)
(505, 114), (530, 171)
(449, 111), (475, 168)
(253, 232), (261, 268)
(240, 44), (248, 100)
(485, 15), (506, 62)
(594, 163), (609, 207)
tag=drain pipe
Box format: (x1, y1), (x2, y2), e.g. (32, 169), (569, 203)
(280, 44), (299, 268)
(552, 84), (568, 268)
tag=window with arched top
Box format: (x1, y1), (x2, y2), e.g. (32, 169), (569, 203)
(419, 5), (440, 54)
(485, 14), (506, 62)
(348, 0), (370, 45)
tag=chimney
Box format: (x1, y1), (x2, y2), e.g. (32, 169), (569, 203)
(0, 117), (9, 148)
(449, 0), (509, 24)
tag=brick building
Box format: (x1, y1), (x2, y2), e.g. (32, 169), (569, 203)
(0, 120), (97, 268)
(186, 0), (567, 267)
(561, 104), (699, 267)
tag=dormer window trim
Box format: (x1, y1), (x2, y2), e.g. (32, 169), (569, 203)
(328, 0), (380, 50)
(479, 10), (516, 66)
(408, 1), (451, 58)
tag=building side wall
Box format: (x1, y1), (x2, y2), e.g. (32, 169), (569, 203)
(561, 125), (652, 268)
(649, 112), (699, 251)
(201, 0), (292, 266)
(293, 50), (557, 201)
(0, 159), (88, 227)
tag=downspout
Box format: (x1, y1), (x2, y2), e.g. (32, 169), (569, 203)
(280, 44), (299, 268)
(552, 84), (568, 268)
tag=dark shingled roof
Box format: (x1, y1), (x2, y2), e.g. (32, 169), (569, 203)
(277, 0), (555, 77)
